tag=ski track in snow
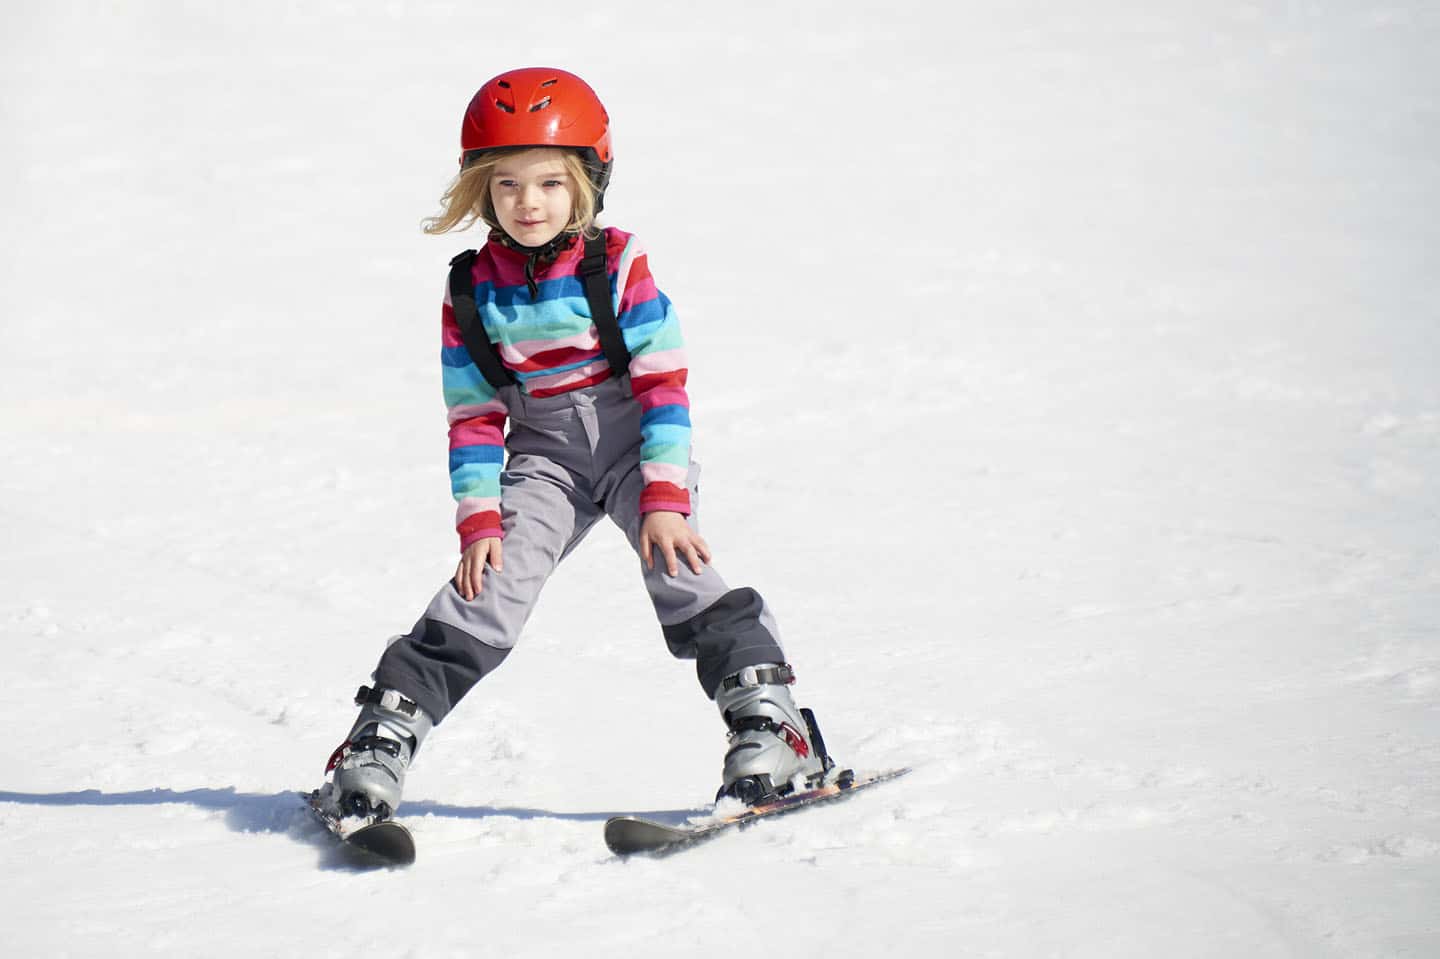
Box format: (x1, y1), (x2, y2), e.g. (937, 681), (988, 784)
(3, 1), (1438, 956)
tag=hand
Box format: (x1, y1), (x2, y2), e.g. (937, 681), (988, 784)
(639, 511), (711, 577)
(454, 537), (503, 601)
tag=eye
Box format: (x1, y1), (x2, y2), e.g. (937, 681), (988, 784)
(495, 178), (518, 188)
(543, 179), (564, 188)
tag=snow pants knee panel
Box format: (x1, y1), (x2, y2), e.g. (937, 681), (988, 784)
(661, 587), (786, 699)
(373, 617), (511, 730)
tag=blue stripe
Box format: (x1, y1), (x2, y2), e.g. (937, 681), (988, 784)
(641, 404), (691, 428)
(621, 318), (666, 352)
(617, 293), (668, 331)
(442, 363), (498, 406)
(442, 344), (480, 368)
(643, 423), (690, 448)
(640, 438), (689, 466)
(481, 297), (594, 341)
(449, 445), (504, 471)
(476, 275), (588, 310)
(450, 462), (501, 497)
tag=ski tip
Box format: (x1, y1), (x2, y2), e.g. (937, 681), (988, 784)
(348, 821), (417, 866)
(604, 815), (691, 857)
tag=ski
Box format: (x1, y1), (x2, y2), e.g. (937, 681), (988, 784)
(604, 767), (911, 857)
(301, 790), (416, 867)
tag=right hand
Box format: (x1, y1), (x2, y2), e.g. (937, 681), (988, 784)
(454, 537), (503, 601)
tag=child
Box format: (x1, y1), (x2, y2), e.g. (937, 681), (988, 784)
(314, 67), (841, 823)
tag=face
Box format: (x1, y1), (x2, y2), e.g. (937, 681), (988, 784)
(488, 149), (576, 247)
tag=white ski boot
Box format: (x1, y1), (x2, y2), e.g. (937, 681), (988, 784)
(314, 685), (432, 821)
(715, 663), (842, 806)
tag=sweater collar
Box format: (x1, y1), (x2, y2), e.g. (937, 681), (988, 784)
(489, 230), (582, 297)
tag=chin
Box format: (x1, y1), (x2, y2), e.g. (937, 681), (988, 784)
(509, 225), (560, 245)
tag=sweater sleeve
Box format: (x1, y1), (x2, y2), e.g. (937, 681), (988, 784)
(613, 233), (692, 515)
(441, 278), (509, 549)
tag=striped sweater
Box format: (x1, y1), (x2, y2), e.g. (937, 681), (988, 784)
(441, 226), (692, 550)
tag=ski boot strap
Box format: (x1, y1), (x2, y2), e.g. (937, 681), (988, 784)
(354, 685), (419, 717)
(720, 664), (795, 692)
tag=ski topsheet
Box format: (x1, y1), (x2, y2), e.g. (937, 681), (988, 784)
(604, 767), (911, 856)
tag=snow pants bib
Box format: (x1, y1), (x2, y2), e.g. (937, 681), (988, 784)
(372, 374), (786, 725)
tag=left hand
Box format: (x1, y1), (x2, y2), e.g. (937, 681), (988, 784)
(639, 511), (712, 577)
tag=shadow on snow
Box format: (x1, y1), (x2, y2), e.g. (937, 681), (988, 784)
(0, 787), (705, 870)
(0, 787), (700, 834)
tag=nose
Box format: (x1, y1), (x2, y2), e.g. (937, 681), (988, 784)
(519, 182), (544, 209)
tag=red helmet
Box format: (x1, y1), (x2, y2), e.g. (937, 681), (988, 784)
(459, 67), (613, 211)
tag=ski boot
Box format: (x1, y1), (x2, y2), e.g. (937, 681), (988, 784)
(715, 663), (847, 806)
(313, 685), (432, 822)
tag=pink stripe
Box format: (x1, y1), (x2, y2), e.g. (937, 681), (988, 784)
(529, 369), (612, 397)
(447, 398), (508, 425)
(499, 330), (599, 363)
(442, 324), (466, 349)
(448, 421), (504, 448)
(642, 500), (690, 514)
(460, 526), (503, 549)
(619, 274), (659, 313)
(629, 348), (687, 378)
(440, 276), (465, 343)
(641, 461), (689, 487)
(523, 361), (610, 394)
(456, 497), (500, 523)
(635, 385), (689, 411)
(614, 235), (643, 310)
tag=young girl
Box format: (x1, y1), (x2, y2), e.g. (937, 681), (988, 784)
(314, 67), (841, 823)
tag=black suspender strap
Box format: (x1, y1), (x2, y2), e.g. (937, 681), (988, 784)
(447, 234), (631, 393)
(580, 233), (632, 377)
(448, 249), (516, 391)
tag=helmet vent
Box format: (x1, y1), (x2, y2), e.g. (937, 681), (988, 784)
(497, 80), (511, 89)
(494, 99), (515, 113)
(541, 79), (557, 87)
(529, 96), (552, 112)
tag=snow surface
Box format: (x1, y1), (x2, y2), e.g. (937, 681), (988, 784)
(3, 1), (1438, 956)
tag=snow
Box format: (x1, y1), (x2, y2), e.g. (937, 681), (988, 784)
(3, 1), (1438, 955)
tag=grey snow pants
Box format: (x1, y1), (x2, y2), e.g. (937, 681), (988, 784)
(372, 374), (786, 725)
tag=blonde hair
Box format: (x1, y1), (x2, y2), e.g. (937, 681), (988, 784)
(423, 148), (600, 237)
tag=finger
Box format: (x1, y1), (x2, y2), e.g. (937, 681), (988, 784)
(461, 556), (476, 601)
(640, 530), (654, 571)
(475, 550), (489, 590)
(490, 539), (503, 573)
(692, 535), (712, 566)
(458, 552), (474, 599)
(661, 539), (679, 577)
(681, 541), (704, 575)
